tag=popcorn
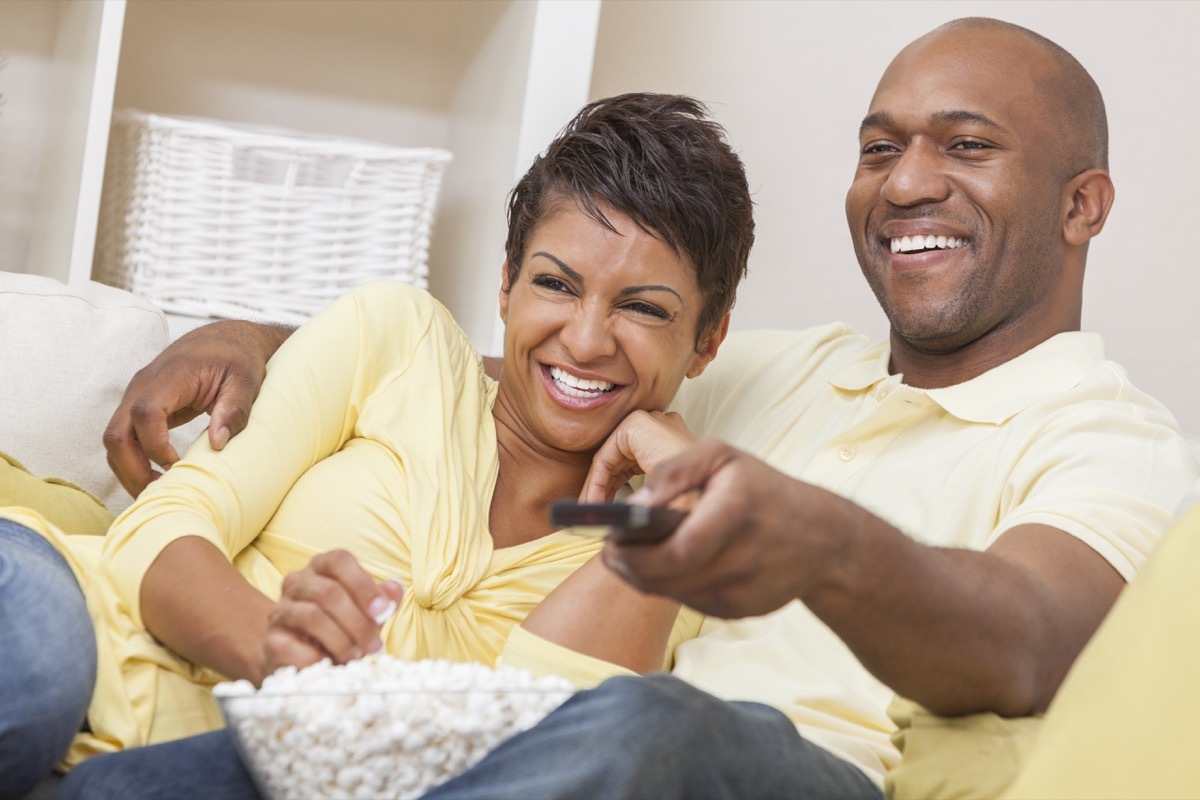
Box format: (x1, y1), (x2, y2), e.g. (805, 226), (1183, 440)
(214, 656), (574, 800)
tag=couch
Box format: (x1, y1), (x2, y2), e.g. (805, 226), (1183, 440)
(1, 270), (208, 800)
(5, 269), (1199, 800)
(0, 271), (206, 520)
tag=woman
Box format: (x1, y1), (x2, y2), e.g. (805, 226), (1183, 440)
(0, 92), (754, 798)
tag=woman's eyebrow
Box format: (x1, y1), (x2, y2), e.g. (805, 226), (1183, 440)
(531, 251), (579, 281)
(531, 250), (682, 302)
(620, 285), (682, 302)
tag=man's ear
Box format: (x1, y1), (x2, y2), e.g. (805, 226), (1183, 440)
(686, 313), (731, 379)
(498, 260), (512, 324)
(1063, 169), (1116, 246)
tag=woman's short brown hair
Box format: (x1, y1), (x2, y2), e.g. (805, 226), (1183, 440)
(504, 93), (754, 345)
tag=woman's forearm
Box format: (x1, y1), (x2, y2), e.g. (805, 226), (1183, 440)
(521, 556), (679, 673)
(139, 536), (274, 685)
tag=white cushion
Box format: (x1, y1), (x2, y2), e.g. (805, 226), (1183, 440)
(0, 271), (195, 514)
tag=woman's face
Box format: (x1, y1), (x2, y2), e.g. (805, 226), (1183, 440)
(497, 201), (726, 454)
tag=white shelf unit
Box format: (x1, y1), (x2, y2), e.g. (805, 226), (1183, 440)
(5, 0), (600, 353)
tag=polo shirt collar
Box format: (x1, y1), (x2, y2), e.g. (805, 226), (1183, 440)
(830, 332), (1106, 424)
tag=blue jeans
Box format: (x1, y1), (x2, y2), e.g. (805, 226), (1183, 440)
(59, 674), (881, 800)
(0, 519), (97, 800)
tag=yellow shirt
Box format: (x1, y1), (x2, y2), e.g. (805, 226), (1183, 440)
(22, 282), (604, 763)
(1003, 494), (1200, 800)
(666, 325), (1195, 787)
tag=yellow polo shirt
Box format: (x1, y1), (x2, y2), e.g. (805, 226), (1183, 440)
(505, 324), (1197, 789)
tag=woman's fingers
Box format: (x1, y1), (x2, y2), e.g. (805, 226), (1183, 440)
(581, 411), (699, 503)
(267, 551), (405, 673)
(264, 600), (353, 674)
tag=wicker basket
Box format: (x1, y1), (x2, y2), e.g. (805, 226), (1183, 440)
(94, 110), (453, 324)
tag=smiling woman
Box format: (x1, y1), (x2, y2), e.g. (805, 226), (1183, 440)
(0, 92), (754, 793)
(493, 204), (723, 464)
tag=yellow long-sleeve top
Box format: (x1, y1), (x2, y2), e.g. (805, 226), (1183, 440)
(27, 281), (614, 764)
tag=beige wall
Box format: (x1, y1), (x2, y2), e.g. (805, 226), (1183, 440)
(591, 0), (1200, 433)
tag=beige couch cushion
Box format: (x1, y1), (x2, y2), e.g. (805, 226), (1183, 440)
(0, 271), (177, 514)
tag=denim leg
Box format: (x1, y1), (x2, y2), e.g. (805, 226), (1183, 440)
(0, 519), (97, 800)
(56, 729), (262, 800)
(424, 673), (884, 800)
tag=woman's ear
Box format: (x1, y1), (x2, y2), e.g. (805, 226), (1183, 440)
(1063, 169), (1116, 246)
(498, 260), (512, 324)
(686, 313), (731, 379)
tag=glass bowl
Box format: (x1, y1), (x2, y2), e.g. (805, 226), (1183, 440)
(215, 661), (573, 800)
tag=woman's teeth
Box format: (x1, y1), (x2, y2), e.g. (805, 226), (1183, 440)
(549, 366), (615, 398)
(890, 235), (967, 253)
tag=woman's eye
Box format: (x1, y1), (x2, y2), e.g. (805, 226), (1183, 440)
(624, 300), (671, 320)
(532, 275), (571, 293)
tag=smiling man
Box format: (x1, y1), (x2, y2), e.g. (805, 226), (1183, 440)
(74, 16), (1196, 800)
(417, 18), (1195, 798)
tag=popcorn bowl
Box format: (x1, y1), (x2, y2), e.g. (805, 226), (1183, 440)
(215, 657), (574, 800)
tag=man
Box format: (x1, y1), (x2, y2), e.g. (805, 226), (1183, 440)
(74, 17), (1195, 800)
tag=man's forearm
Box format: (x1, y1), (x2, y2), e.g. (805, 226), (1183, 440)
(242, 320), (294, 363)
(804, 505), (1122, 717)
(139, 536), (274, 685)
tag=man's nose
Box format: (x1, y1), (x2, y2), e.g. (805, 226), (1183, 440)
(881, 142), (950, 207)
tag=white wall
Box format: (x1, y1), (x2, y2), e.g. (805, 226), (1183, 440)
(591, 0), (1200, 433)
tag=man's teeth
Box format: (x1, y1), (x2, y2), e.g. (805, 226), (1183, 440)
(550, 366), (615, 397)
(890, 235), (967, 254)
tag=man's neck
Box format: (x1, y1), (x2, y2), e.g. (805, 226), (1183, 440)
(889, 323), (1079, 389)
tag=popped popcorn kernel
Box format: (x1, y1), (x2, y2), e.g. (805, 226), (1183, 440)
(214, 656), (573, 800)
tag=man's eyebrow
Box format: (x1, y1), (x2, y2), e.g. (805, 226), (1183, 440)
(859, 111), (894, 135)
(858, 109), (1009, 135)
(930, 109), (1008, 133)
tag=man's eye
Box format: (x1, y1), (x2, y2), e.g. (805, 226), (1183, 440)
(861, 142), (900, 156)
(951, 140), (989, 151)
(624, 301), (670, 320)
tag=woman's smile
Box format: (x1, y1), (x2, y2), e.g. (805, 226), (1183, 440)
(542, 364), (624, 409)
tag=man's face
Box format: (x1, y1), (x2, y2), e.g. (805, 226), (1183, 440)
(845, 28), (1071, 356)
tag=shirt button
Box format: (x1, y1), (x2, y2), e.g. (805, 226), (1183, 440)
(837, 446), (856, 462)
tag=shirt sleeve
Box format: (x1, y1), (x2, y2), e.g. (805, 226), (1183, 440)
(100, 282), (440, 627)
(668, 324), (863, 441)
(992, 398), (1200, 580)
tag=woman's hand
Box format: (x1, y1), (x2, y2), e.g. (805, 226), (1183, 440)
(263, 550), (405, 676)
(580, 410), (698, 502)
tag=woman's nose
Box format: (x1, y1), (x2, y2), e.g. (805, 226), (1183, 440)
(560, 303), (617, 362)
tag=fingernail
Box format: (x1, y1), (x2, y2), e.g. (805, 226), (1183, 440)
(365, 637), (383, 654)
(368, 596), (397, 625)
(212, 426), (230, 450)
(628, 487), (652, 505)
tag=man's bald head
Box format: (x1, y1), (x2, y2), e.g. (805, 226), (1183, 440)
(847, 16), (1117, 370)
(911, 17), (1109, 175)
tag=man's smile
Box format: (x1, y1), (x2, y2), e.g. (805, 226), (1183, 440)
(890, 235), (968, 254)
